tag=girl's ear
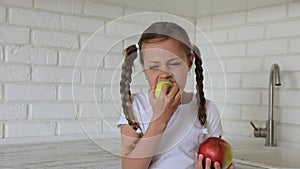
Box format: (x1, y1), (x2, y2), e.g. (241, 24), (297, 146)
(188, 52), (195, 69)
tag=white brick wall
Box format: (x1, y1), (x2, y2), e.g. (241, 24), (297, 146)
(0, 85), (2, 100)
(0, 0), (299, 148)
(223, 120), (253, 137)
(58, 85), (102, 102)
(59, 50), (104, 68)
(201, 30), (227, 43)
(0, 26), (29, 44)
(242, 73), (269, 88)
(84, 1), (122, 19)
(221, 105), (240, 120)
(290, 38), (300, 53)
(278, 91), (300, 107)
(30, 102), (77, 120)
(57, 120), (84, 135)
(102, 85), (121, 102)
(289, 2), (300, 17)
(226, 89), (261, 105)
(82, 69), (117, 85)
(264, 56), (300, 71)
(106, 21), (145, 36)
(207, 74), (240, 88)
(57, 119), (102, 135)
(123, 8), (161, 24)
(247, 39), (288, 56)
(0, 65), (30, 82)
(103, 117), (119, 133)
(0, 6), (6, 23)
(0, 0), (32, 7)
(283, 72), (300, 89)
(4, 121), (56, 138)
(280, 108), (300, 125)
(32, 66), (81, 83)
(212, 12), (246, 28)
(196, 17), (211, 30)
(241, 106), (268, 121)
(225, 58), (262, 73)
(5, 84), (56, 101)
(280, 125), (300, 143)
(228, 25), (264, 41)
(214, 43), (246, 57)
(61, 15), (104, 33)
(9, 8), (62, 29)
(79, 103), (101, 118)
(0, 124), (3, 138)
(202, 58), (225, 73)
(104, 53), (123, 69)
(247, 5), (286, 23)
(0, 46), (3, 63)
(32, 30), (79, 49)
(0, 103), (27, 120)
(80, 34), (123, 53)
(35, 0), (82, 14)
(5, 45), (57, 65)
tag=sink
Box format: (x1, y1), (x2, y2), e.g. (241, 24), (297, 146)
(223, 137), (300, 169)
(233, 145), (300, 168)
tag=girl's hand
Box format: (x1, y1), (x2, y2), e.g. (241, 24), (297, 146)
(148, 82), (181, 124)
(194, 153), (234, 169)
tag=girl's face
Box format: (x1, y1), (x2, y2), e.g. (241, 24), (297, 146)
(141, 38), (194, 90)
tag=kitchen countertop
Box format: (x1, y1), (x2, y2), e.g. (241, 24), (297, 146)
(0, 138), (265, 169)
(0, 139), (121, 169)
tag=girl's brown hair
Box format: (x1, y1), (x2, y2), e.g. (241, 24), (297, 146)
(120, 22), (206, 155)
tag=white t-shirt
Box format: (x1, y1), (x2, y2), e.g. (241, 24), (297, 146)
(117, 92), (223, 169)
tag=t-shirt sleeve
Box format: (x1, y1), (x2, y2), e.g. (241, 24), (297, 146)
(116, 93), (150, 134)
(116, 109), (128, 128)
(206, 101), (223, 137)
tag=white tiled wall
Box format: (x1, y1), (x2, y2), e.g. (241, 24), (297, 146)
(197, 2), (300, 147)
(0, 0), (299, 148)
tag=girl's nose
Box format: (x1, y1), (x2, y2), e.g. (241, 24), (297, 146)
(158, 70), (173, 80)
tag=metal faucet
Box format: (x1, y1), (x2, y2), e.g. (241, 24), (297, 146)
(250, 63), (281, 147)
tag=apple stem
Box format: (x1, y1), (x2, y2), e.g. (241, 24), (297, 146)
(219, 135), (222, 138)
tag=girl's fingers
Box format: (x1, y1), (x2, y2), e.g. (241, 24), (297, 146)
(174, 87), (182, 101)
(195, 155), (224, 169)
(194, 153), (204, 169)
(205, 158), (211, 169)
(214, 162), (221, 169)
(167, 82), (179, 97)
(228, 163), (234, 169)
(194, 152), (198, 163)
(148, 88), (154, 97)
(166, 83), (181, 105)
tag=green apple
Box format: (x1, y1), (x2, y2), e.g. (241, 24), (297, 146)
(154, 81), (173, 98)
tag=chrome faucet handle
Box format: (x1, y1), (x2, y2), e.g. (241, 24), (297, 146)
(250, 121), (267, 138)
(250, 121), (258, 130)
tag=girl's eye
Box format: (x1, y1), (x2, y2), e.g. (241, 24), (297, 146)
(169, 62), (181, 66)
(149, 65), (159, 69)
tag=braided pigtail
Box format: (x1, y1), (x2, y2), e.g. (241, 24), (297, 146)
(120, 44), (143, 155)
(193, 45), (207, 128)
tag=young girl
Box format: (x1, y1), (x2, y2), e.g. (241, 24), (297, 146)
(117, 22), (233, 169)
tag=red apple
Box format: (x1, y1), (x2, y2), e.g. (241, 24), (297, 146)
(198, 137), (233, 169)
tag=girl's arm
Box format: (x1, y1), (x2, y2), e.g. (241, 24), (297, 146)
(120, 121), (167, 169)
(120, 83), (181, 169)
